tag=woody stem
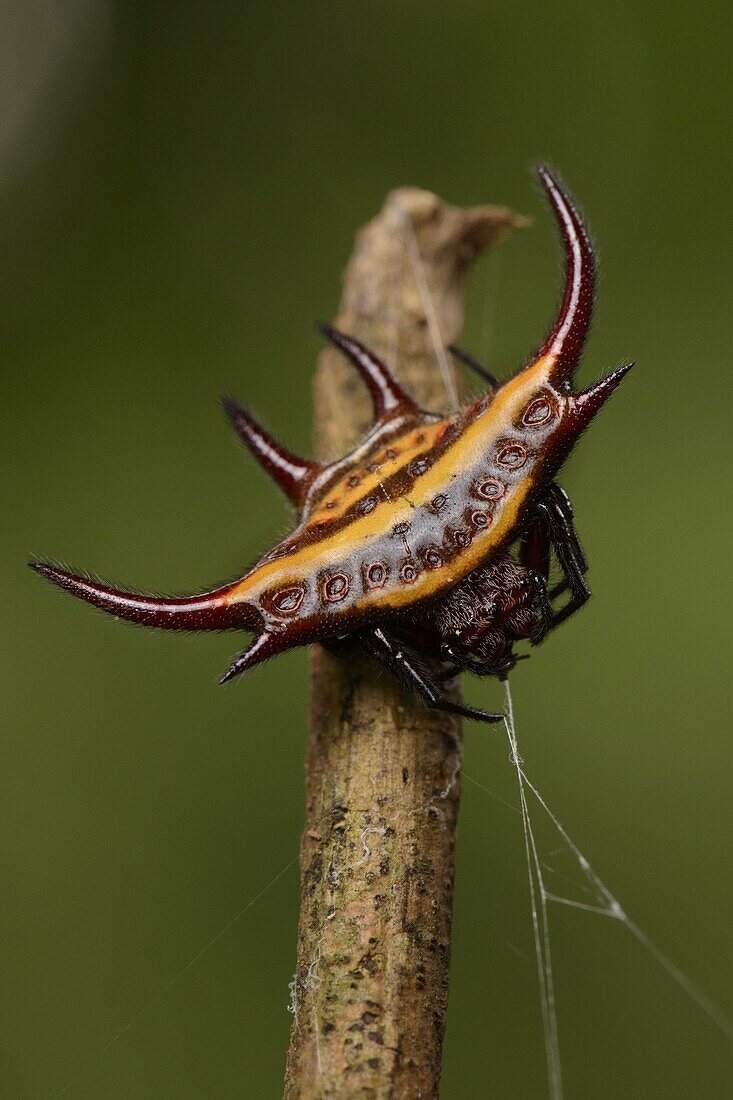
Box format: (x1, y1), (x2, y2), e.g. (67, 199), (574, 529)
(283, 186), (525, 1099)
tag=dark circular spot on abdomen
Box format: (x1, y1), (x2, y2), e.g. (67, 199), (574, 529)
(322, 572), (351, 602)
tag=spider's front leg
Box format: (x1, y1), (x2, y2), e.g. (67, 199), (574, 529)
(437, 646), (519, 679)
(436, 646), (530, 684)
(521, 483), (591, 631)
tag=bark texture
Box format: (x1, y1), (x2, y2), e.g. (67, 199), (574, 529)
(283, 187), (526, 1099)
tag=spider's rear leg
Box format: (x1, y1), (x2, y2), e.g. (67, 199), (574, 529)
(522, 484), (591, 631)
(447, 345), (500, 390)
(360, 627), (504, 725)
(436, 645), (527, 681)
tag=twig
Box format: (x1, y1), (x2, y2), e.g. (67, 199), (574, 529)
(283, 186), (526, 1099)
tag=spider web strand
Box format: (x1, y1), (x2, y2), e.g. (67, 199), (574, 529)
(504, 679), (564, 1100)
(396, 205), (461, 412)
(504, 679), (733, 1054)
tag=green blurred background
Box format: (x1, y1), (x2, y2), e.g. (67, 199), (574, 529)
(2, 1), (731, 1096)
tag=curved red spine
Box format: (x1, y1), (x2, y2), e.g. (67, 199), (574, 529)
(223, 398), (319, 505)
(28, 561), (253, 631)
(534, 164), (596, 385)
(317, 323), (419, 420)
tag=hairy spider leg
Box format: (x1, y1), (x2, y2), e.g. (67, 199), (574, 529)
(544, 484), (588, 577)
(527, 568), (556, 641)
(360, 627), (505, 724)
(529, 486), (591, 630)
(321, 631), (504, 719)
(436, 646), (525, 681)
(447, 344), (500, 391)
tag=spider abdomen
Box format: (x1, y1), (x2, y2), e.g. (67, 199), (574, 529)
(32, 165), (631, 702)
(225, 377), (572, 644)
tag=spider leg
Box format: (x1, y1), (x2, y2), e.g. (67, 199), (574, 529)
(527, 484), (591, 630)
(360, 627), (504, 724)
(544, 483), (588, 574)
(437, 643), (523, 680)
(527, 571), (555, 641)
(327, 634), (482, 684)
(447, 345), (500, 390)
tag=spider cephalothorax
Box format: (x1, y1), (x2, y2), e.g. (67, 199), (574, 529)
(31, 165), (632, 723)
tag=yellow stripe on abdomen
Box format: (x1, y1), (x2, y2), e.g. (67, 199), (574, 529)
(228, 354), (555, 611)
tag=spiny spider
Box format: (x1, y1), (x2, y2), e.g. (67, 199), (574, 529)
(31, 165), (632, 724)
